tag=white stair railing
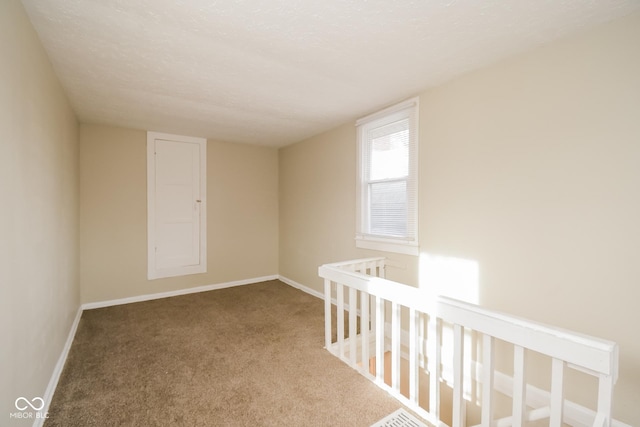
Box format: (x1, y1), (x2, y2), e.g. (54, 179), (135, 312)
(319, 258), (620, 427)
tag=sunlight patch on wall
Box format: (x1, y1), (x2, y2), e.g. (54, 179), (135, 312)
(419, 253), (479, 304)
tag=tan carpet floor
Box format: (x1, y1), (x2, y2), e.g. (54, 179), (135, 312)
(45, 280), (408, 426)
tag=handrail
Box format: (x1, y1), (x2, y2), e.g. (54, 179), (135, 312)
(319, 260), (617, 377)
(319, 263), (427, 311)
(437, 296), (618, 378)
(319, 258), (620, 427)
(321, 256), (386, 268)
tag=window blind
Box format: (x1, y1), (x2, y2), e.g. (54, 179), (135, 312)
(356, 98), (418, 250)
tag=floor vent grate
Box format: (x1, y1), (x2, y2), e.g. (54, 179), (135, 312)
(370, 408), (428, 427)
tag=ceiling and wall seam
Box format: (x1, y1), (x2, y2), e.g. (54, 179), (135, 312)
(19, 0), (640, 147)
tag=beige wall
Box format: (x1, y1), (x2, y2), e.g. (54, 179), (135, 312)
(3, 0), (638, 423)
(0, 0), (80, 422)
(279, 123), (420, 289)
(80, 124), (279, 303)
(279, 13), (640, 424)
(420, 13), (640, 424)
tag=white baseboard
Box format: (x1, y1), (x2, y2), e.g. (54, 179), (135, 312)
(82, 275), (279, 310)
(278, 275), (325, 300)
(33, 306), (83, 427)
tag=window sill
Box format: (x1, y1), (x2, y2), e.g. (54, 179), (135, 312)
(355, 236), (419, 256)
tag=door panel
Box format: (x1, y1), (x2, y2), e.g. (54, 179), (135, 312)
(147, 132), (206, 279)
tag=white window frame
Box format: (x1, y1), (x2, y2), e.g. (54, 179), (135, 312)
(356, 97), (419, 256)
(147, 131), (207, 280)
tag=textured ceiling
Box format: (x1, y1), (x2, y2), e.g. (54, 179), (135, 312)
(21, 0), (640, 147)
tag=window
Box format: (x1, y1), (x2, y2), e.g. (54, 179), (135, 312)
(356, 97), (419, 256)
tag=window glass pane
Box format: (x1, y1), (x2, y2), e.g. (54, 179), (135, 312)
(369, 119), (409, 181)
(356, 98), (418, 252)
(369, 180), (407, 237)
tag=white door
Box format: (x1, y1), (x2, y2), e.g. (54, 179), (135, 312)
(147, 132), (207, 279)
